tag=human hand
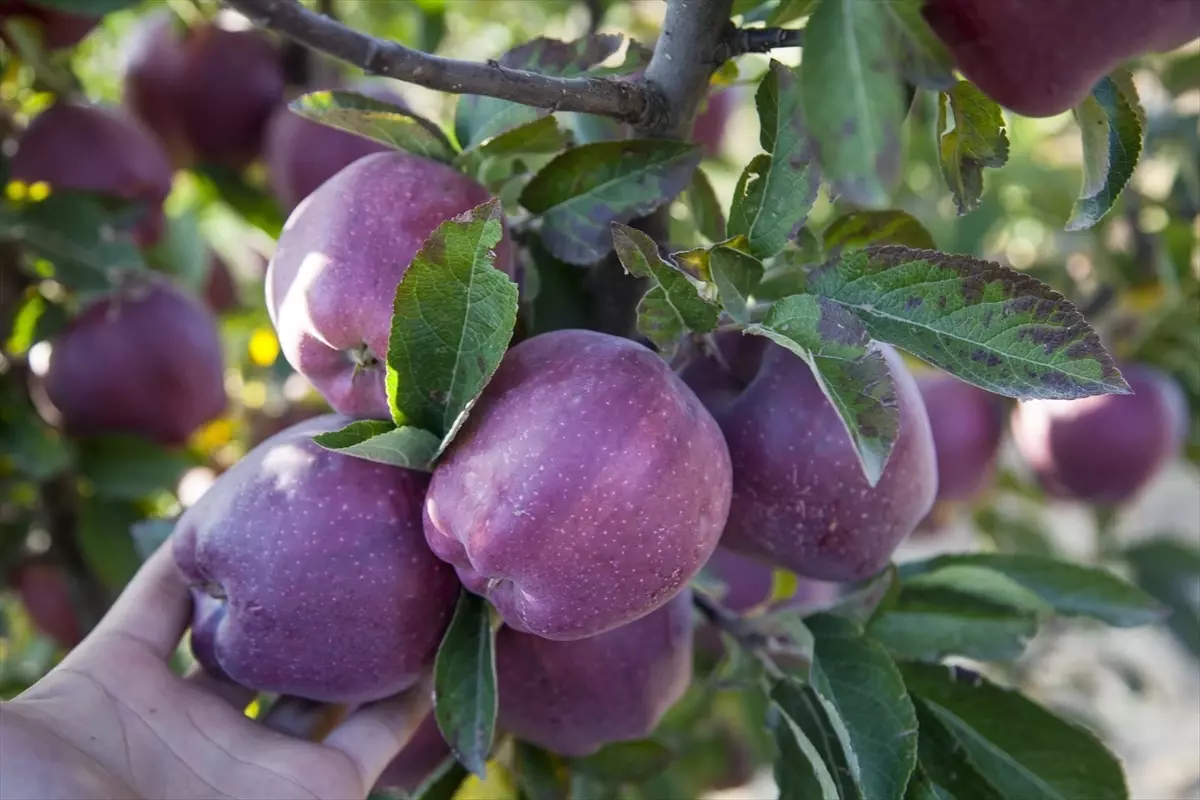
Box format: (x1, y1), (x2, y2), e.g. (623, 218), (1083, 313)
(0, 543), (432, 800)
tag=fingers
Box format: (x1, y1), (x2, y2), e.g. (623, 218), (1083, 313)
(82, 540), (192, 661)
(183, 663), (258, 712)
(322, 675), (435, 788)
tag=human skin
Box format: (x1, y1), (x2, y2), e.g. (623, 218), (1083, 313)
(424, 329), (732, 640)
(375, 713), (451, 794)
(0, 543), (432, 800)
(1010, 363), (1185, 504)
(683, 336), (938, 582)
(44, 275), (227, 446)
(173, 413), (461, 704)
(9, 102), (174, 247)
(266, 150), (515, 419)
(495, 588), (694, 756)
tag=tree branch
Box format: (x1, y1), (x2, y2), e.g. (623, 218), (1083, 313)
(222, 0), (658, 126)
(722, 26), (804, 59)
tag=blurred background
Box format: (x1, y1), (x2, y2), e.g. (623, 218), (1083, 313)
(0, 1), (1197, 798)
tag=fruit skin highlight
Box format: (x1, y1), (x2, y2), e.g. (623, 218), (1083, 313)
(173, 414), (460, 704)
(424, 329), (732, 641)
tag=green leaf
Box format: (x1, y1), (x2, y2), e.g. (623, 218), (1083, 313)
(385, 199), (519, 446)
(584, 38), (653, 78)
(0, 401), (73, 481)
(868, 586), (1039, 662)
(571, 740), (675, 782)
(129, 518), (175, 562)
(771, 678), (858, 799)
(912, 703), (1004, 800)
(610, 223), (720, 355)
(800, 0), (905, 207)
(899, 553), (1166, 627)
(808, 245), (1131, 399)
(455, 35), (623, 150)
(1124, 538), (1200, 657)
(755, 234), (818, 301)
(77, 498), (142, 591)
(522, 236), (592, 336)
(1066, 73), (1143, 231)
(191, 165), (285, 239)
(881, 0), (956, 90)
(767, 0), (818, 25)
(823, 210), (935, 255)
(708, 246), (764, 324)
(312, 420), (439, 472)
(1, 193), (145, 293)
(684, 167), (726, 243)
(513, 742), (570, 800)
(937, 81), (1010, 215)
(77, 435), (194, 501)
(434, 591), (497, 778)
(806, 614), (918, 800)
(462, 115), (572, 163)
(290, 91), (457, 163)
(729, 61), (820, 259)
(521, 141), (702, 265)
(746, 293), (899, 485)
(770, 689), (841, 800)
(901, 663), (1129, 800)
(409, 756), (470, 800)
(145, 211), (209, 292)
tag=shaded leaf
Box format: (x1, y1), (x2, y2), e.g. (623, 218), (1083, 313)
(807, 614), (918, 800)
(434, 591), (498, 777)
(937, 82), (1009, 215)
(913, 704), (1004, 800)
(130, 518), (175, 562)
(755, 232), (819, 301)
(385, 199), (519, 447)
(464, 115), (572, 162)
(585, 38), (653, 78)
(513, 742), (570, 800)
(0, 401), (73, 481)
(77, 435), (194, 501)
(771, 678), (859, 799)
(409, 756), (470, 800)
(611, 223), (719, 355)
(823, 210), (935, 254)
(523, 235), (593, 336)
(808, 245), (1130, 399)
(709, 246), (764, 323)
(455, 35), (623, 150)
(1067, 73), (1143, 231)
(770, 688), (841, 800)
(882, 0), (955, 89)
(13, 0), (138, 11)
(685, 167), (726, 243)
(899, 553), (1166, 627)
(902, 663), (1128, 800)
(521, 141), (702, 265)
(800, 0), (905, 207)
(1124, 538), (1200, 657)
(191, 164), (285, 239)
(746, 294), (899, 485)
(571, 740), (674, 782)
(291, 91), (456, 163)
(730, 61), (820, 259)
(312, 420), (439, 472)
(77, 498), (142, 591)
(868, 586), (1039, 662)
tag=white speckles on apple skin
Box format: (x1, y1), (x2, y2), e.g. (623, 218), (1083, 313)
(424, 330), (733, 641)
(495, 588), (694, 757)
(690, 340), (938, 583)
(266, 150), (517, 420)
(173, 413), (461, 705)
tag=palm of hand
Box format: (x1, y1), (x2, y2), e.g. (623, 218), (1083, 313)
(0, 546), (430, 800)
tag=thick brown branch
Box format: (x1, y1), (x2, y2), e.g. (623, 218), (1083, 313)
(222, 0), (658, 126)
(641, 0), (737, 138)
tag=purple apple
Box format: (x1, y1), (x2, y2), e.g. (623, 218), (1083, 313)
(123, 12), (285, 168)
(683, 335), (937, 582)
(916, 372), (1006, 502)
(8, 563), (82, 649)
(692, 88), (735, 159)
(264, 82), (408, 214)
(703, 547), (841, 614)
(1010, 363), (1184, 504)
(423, 329), (732, 641)
(375, 714), (451, 794)
(44, 274), (226, 446)
(0, 1), (97, 49)
(173, 413), (460, 704)
(496, 588), (694, 756)
(10, 102), (174, 247)
(266, 150), (515, 419)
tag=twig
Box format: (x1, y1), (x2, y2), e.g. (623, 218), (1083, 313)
(721, 26), (804, 60)
(222, 0), (659, 127)
(692, 590), (785, 679)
